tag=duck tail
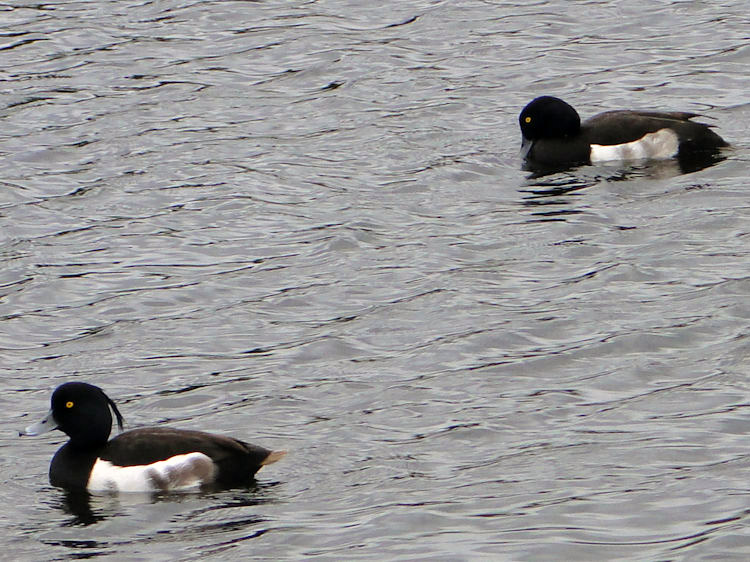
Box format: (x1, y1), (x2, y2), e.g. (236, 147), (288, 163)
(261, 450), (287, 466)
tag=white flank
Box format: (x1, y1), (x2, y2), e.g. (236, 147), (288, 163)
(590, 129), (679, 162)
(87, 452), (216, 493)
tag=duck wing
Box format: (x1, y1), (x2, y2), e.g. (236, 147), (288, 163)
(583, 110), (725, 148)
(101, 427), (282, 483)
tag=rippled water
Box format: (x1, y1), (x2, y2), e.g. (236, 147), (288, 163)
(2, 0), (749, 559)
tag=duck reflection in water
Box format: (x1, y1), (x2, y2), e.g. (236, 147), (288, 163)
(55, 483), (274, 527)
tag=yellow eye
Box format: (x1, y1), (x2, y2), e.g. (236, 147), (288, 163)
(66, 401), (74, 409)
(524, 116), (532, 123)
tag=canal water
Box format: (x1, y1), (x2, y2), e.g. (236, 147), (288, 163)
(2, 0), (749, 559)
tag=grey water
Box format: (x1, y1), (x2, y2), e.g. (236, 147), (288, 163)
(2, 0), (749, 559)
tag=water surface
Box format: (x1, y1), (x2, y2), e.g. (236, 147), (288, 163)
(2, 0), (749, 559)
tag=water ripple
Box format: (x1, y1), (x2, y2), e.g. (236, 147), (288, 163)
(2, 0), (749, 559)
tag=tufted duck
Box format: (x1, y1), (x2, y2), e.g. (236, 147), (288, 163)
(519, 96), (728, 170)
(21, 382), (285, 492)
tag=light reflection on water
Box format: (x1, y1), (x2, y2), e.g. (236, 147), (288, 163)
(2, 0), (750, 559)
